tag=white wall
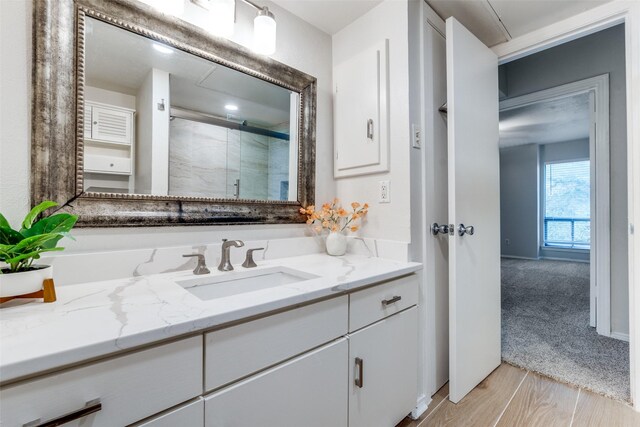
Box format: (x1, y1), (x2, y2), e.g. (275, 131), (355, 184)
(0, 0), (334, 255)
(86, 86), (136, 110)
(332, 0), (412, 242)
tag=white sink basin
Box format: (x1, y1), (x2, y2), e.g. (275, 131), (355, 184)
(175, 266), (319, 301)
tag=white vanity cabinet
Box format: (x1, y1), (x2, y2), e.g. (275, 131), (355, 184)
(1, 272), (419, 427)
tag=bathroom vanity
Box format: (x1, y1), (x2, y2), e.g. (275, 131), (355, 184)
(0, 254), (420, 426)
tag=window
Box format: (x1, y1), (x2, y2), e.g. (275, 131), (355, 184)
(543, 160), (590, 249)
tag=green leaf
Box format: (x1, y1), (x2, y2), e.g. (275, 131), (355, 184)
(4, 247), (64, 265)
(0, 227), (24, 245)
(22, 214), (78, 248)
(11, 233), (61, 253)
(21, 201), (58, 230)
(0, 213), (10, 229)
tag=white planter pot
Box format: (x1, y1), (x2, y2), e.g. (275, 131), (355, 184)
(325, 231), (347, 256)
(0, 265), (53, 297)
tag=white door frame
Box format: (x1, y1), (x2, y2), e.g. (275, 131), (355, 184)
(499, 75), (611, 338)
(492, 0), (640, 408)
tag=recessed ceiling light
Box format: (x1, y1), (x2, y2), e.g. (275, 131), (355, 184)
(225, 104), (239, 111)
(153, 43), (173, 54)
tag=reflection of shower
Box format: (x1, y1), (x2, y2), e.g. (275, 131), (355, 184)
(170, 107), (290, 140)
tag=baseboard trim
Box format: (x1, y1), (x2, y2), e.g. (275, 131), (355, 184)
(501, 255), (539, 260)
(539, 256), (590, 264)
(410, 394), (430, 420)
(610, 332), (630, 342)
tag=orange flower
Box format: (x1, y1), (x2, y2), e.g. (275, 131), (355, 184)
(331, 224), (339, 232)
(306, 218), (313, 224)
(337, 208), (348, 217)
(352, 212), (360, 220)
(322, 203), (331, 210)
(350, 225), (359, 232)
(332, 197), (340, 205)
(299, 207), (306, 214)
(351, 202), (360, 209)
(363, 203), (369, 209)
(322, 220), (329, 228)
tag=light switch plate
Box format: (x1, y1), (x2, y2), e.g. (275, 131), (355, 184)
(379, 180), (390, 203)
(411, 124), (421, 149)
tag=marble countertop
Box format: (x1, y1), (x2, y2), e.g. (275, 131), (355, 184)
(0, 253), (420, 384)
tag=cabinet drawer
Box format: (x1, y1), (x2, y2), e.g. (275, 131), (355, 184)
(349, 274), (418, 332)
(85, 154), (131, 175)
(204, 338), (348, 427)
(134, 398), (204, 427)
(0, 337), (202, 427)
(205, 295), (347, 391)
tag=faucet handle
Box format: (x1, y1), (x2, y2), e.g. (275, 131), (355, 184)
(242, 248), (265, 268)
(183, 254), (210, 275)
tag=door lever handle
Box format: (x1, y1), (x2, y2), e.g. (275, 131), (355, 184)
(458, 224), (475, 236)
(431, 223), (449, 236)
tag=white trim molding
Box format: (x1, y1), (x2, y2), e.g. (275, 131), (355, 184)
(493, 0), (640, 409)
(500, 75), (611, 338)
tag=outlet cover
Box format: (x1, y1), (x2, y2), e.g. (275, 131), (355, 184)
(379, 180), (390, 203)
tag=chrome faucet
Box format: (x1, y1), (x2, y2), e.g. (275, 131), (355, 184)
(182, 254), (210, 275)
(218, 239), (245, 271)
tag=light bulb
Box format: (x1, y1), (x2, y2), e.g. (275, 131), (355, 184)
(253, 8), (276, 55)
(208, 0), (236, 38)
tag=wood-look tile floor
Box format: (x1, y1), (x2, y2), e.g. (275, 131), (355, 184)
(396, 363), (640, 427)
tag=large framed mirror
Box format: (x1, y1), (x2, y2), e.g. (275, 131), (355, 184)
(32, 0), (316, 226)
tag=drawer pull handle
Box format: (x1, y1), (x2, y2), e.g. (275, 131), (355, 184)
(24, 399), (102, 427)
(355, 357), (364, 388)
(382, 295), (402, 306)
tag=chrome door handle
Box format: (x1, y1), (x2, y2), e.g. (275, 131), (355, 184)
(355, 357), (364, 388)
(431, 223), (449, 236)
(458, 224), (475, 236)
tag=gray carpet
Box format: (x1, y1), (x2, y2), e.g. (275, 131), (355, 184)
(501, 258), (630, 402)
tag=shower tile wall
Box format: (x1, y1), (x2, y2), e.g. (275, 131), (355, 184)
(169, 119), (273, 200)
(268, 137), (290, 200)
(238, 132), (269, 200)
(169, 118), (229, 198)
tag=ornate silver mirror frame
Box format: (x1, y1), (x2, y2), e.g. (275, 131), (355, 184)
(32, 0), (316, 227)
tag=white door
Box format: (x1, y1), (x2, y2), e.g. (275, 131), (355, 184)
(446, 17), (501, 403)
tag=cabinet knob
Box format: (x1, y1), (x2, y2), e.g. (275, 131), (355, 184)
(93, 121), (97, 125)
(110, 163), (114, 167)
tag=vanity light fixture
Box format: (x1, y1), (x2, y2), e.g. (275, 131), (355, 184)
(152, 43), (174, 54)
(190, 0), (277, 55)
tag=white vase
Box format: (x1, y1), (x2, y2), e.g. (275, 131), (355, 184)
(0, 265), (53, 297)
(326, 231), (347, 256)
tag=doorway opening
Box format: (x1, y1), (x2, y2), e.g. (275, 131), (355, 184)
(498, 24), (629, 402)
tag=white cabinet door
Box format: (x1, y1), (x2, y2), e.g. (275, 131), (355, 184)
(204, 339), (348, 427)
(446, 17), (501, 403)
(349, 307), (418, 427)
(334, 39), (389, 177)
(91, 105), (133, 145)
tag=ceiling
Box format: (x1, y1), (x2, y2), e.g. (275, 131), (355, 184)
(270, 0), (384, 35)
(426, 0), (613, 47)
(499, 93), (590, 148)
(85, 17), (291, 127)
(273, 0), (613, 43)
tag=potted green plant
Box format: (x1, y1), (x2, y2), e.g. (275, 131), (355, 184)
(0, 201), (77, 297)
